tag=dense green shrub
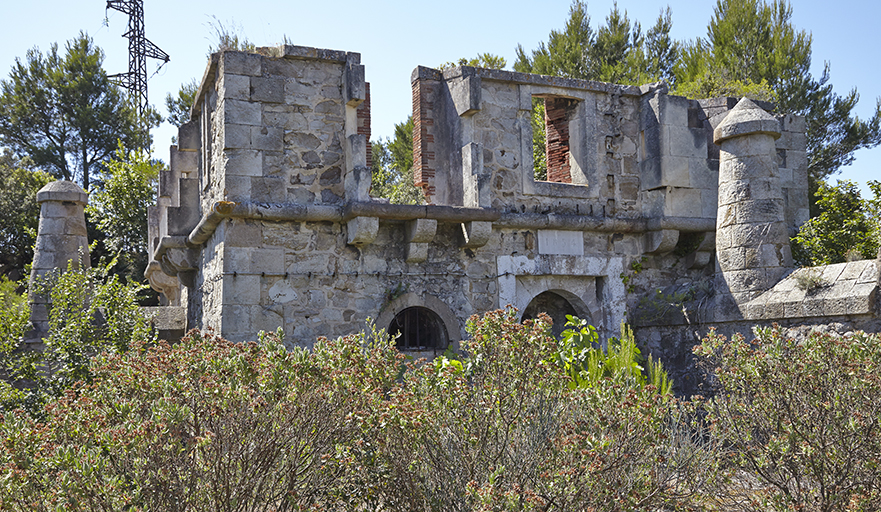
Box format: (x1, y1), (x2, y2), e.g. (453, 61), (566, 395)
(0, 260), (154, 415)
(0, 329), (374, 511)
(695, 327), (881, 512)
(0, 309), (718, 511)
(368, 309), (712, 511)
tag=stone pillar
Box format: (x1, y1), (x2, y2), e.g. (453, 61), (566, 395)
(27, 180), (90, 339)
(713, 98), (791, 316)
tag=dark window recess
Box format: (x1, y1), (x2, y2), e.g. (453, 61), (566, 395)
(388, 307), (448, 352)
(521, 291), (578, 339)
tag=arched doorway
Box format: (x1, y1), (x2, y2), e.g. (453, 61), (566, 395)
(388, 306), (449, 353)
(521, 290), (579, 338)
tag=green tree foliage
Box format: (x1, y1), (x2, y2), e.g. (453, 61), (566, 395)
(695, 327), (881, 511)
(515, 1), (679, 86)
(439, 53), (507, 71)
(673, 0), (881, 184)
(791, 180), (881, 265)
(165, 78), (199, 128)
(0, 33), (158, 190)
(0, 152), (52, 279)
(370, 116), (422, 204)
(86, 143), (162, 284)
(515, 2), (679, 179)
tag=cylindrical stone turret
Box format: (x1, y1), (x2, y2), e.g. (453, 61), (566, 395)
(714, 98), (792, 312)
(27, 180), (90, 339)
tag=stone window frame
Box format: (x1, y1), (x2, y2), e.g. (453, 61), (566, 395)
(518, 84), (600, 199)
(375, 292), (461, 354)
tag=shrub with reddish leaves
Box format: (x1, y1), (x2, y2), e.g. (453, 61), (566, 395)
(0, 329), (384, 512)
(369, 309), (715, 512)
(695, 327), (881, 512)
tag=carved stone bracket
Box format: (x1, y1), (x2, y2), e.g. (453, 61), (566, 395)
(461, 221), (492, 249)
(405, 218), (437, 263)
(643, 229), (679, 254)
(347, 216), (379, 246)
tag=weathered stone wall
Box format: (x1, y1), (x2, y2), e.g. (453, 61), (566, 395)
(137, 43), (880, 386)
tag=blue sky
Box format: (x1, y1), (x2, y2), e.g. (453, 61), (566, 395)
(2, 0), (878, 195)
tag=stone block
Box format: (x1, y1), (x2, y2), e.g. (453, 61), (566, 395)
(462, 142), (489, 208)
(659, 155), (690, 188)
(251, 126), (283, 151)
(223, 124), (251, 150)
(449, 74), (481, 116)
(346, 134), (368, 170)
(839, 261), (869, 281)
(689, 162), (717, 190)
(178, 120), (200, 151)
(225, 219), (264, 247)
(461, 221), (492, 249)
(658, 94), (688, 127)
(220, 305), (252, 337)
(250, 76), (285, 103)
(857, 262), (880, 284)
(644, 229), (679, 254)
(223, 247), (252, 273)
(666, 126), (706, 158)
(220, 73), (250, 101)
(537, 230), (584, 256)
(344, 164), (371, 201)
(734, 199), (783, 224)
(224, 99), (261, 126)
(222, 274), (261, 305)
(786, 150), (807, 172)
(344, 62), (365, 107)
(224, 176), (251, 201)
(222, 52), (262, 77)
(223, 149), (263, 177)
(171, 146), (199, 176)
(666, 188), (702, 217)
(406, 219), (437, 244)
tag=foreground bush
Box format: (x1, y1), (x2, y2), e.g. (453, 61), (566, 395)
(0, 330), (375, 511)
(1, 310), (717, 511)
(0, 261), (154, 416)
(696, 327), (881, 512)
(369, 309), (715, 511)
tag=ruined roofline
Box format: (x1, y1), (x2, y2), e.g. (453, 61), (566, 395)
(188, 44), (362, 119)
(412, 64), (651, 97)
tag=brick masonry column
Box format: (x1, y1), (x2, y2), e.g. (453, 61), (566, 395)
(714, 98), (791, 315)
(27, 180), (90, 339)
(545, 98), (573, 183)
(357, 83), (372, 166)
(412, 67), (442, 203)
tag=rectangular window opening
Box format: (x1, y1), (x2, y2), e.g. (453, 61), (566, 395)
(532, 96), (579, 184)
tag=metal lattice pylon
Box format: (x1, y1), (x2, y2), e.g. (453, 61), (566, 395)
(106, 0), (169, 117)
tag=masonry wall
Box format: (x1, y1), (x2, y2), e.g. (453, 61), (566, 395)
(144, 44), (867, 381)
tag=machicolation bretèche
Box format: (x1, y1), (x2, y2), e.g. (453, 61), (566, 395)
(27, 44), (880, 395)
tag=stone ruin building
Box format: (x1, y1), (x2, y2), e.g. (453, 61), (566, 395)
(27, 43), (880, 394)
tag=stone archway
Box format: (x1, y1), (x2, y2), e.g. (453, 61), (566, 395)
(521, 289), (590, 338)
(375, 292), (461, 355)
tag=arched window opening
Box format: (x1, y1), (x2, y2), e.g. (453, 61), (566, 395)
(388, 306), (448, 352)
(521, 291), (578, 338)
